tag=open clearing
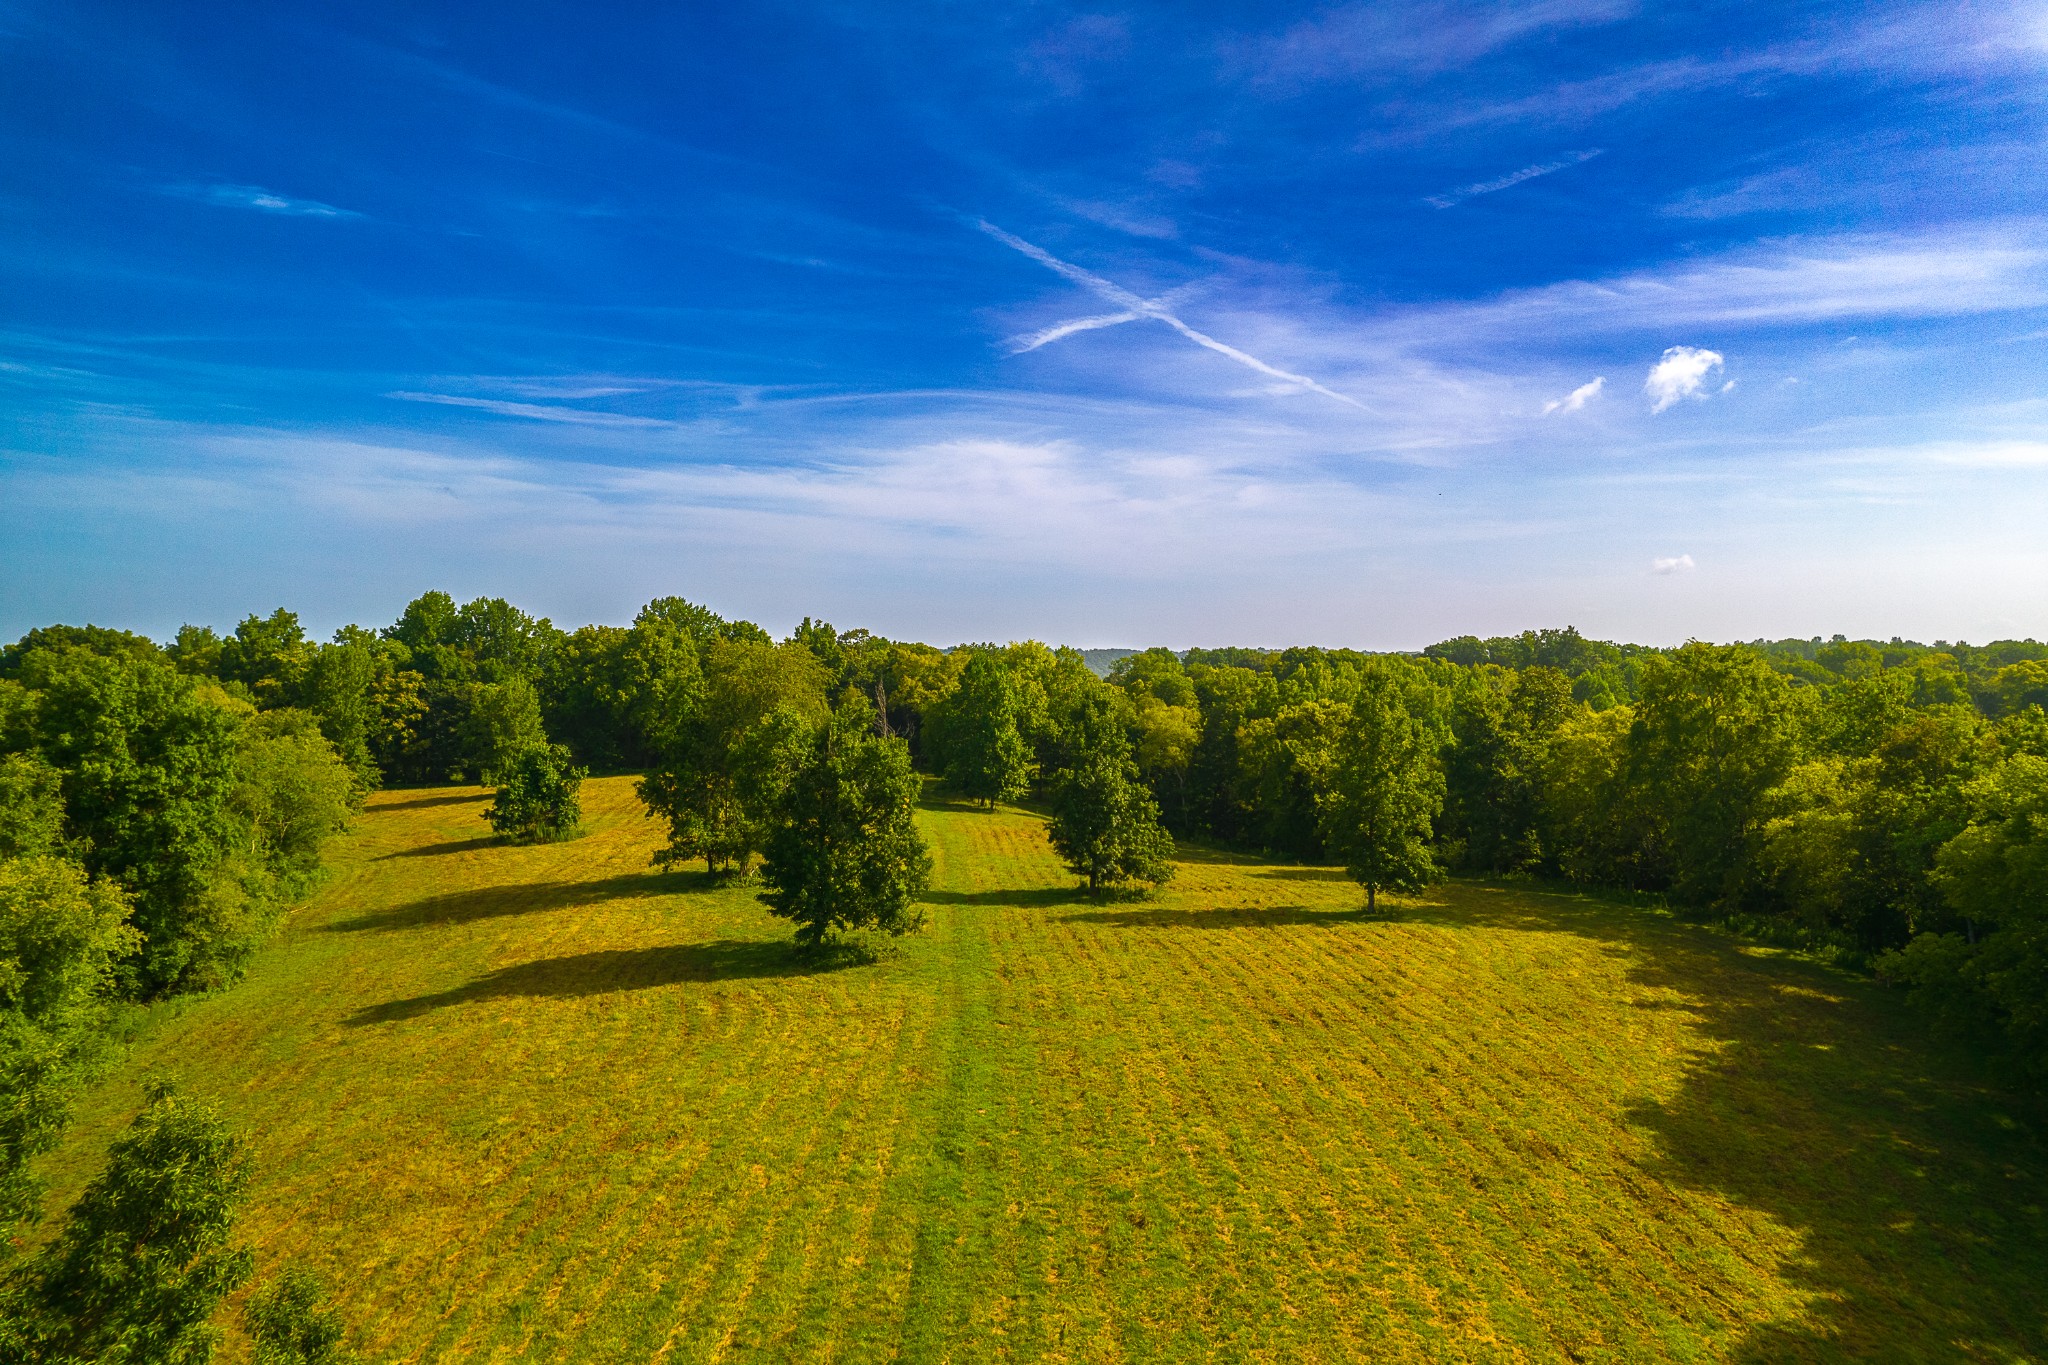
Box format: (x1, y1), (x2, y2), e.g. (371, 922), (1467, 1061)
(46, 776), (2048, 1363)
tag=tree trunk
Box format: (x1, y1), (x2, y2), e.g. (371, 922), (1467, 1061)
(1368, 883), (1377, 914)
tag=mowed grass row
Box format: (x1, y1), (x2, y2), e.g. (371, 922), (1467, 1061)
(42, 777), (2048, 1363)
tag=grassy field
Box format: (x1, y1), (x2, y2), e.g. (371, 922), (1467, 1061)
(44, 775), (2048, 1363)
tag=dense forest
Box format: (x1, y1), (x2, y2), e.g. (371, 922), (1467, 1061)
(2, 593), (2047, 1354)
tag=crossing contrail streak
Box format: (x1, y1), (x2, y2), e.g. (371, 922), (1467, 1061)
(977, 219), (1365, 409)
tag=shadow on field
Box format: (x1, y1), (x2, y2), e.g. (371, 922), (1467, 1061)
(922, 887), (1085, 908)
(1061, 903), (1373, 929)
(326, 871), (695, 933)
(920, 793), (1004, 815)
(347, 938), (829, 1024)
(373, 791), (486, 811)
(1426, 883), (2048, 1360)
(379, 836), (497, 859)
(1244, 866), (1350, 883)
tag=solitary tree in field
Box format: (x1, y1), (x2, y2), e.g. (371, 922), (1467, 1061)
(1322, 687), (1444, 912)
(758, 700), (931, 948)
(1047, 697), (1175, 895)
(943, 652), (1033, 808)
(484, 743), (586, 843)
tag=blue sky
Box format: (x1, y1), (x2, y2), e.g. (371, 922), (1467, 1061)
(4, 0), (2047, 647)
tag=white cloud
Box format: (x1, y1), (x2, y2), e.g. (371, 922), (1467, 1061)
(1650, 554), (1696, 574)
(1427, 149), (1604, 208)
(173, 184), (359, 218)
(1645, 347), (1726, 412)
(1542, 376), (1605, 415)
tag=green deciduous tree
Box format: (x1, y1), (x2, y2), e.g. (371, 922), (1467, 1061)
(484, 744), (586, 844)
(19, 649), (244, 995)
(2, 1084), (253, 1365)
(1046, 698), (1175, 895)
(640, 641), (829, 876)
(0, 857), (138, 1232)
(938, 652), (1032, 808)
(459, 677), (547, 783)
(1322, 686), (1444, 912)
(1879, 755), (2048, 1074)
(216, 611), (314, 709)
(245, 1268), (355, 1365)
(1625, 643), (1799, 907)
(758, 702), (930, 948)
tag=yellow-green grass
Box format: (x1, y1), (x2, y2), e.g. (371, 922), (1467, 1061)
(42, 777), (2048, 1363)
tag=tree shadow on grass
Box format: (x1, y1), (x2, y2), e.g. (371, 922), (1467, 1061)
(347, 938), (836, 1025)
(921, 887), (1088, 908)
(1418, 883), (2048, 1359)
(1623, 936), (2048, 1359)
(1060, 903), (1376, 930)
(326, 870), (703, 933)
(1242, 866), (1350, 883)
(372, 791), (485, 811)
(378, 836), (498, 860)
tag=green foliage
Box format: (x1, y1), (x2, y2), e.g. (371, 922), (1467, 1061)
(1625, 644), (1799, 908)
(164, 626), (224, 679)
(1046, 697), (1175, 894)
(758, 702), (931, 947)
(216, 611), (314, 709)
(0, 857), (137, 1231)
(540, 616), (704, 770)
(0, 626), (159, 679)
(484, 744), (586, 844)
(19, 649), (245, 995)
(0, 754), (67, 861)
(245, 1267), (354, 1365)
(234, 711), (358, 886)
(936, 653), (1033, 807)
(9, 649), (351, 997)
(4, 1084), (252, 1365)
(640, 641), (830, 876)
(1442, 667), (1573, 873)
(460, 678), (547, 784)
(298, 643), (378, 790)
(1321, 684), (1444, 911)
(1878, 755), (2048, 1075)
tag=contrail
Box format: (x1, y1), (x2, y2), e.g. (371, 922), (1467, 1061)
(1426, 149), (1604, 209)
(977, 219), (1365, 409)
(1009, 311), (1141, 353)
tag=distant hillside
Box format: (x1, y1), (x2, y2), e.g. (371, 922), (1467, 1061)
(1077, 648), (1141, 677)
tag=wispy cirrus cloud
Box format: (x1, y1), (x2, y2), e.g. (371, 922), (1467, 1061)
(1406, 1), (2048, 131)
(169, 183), (360, 218)
(977, 220), (1365, 409)
(1240, 0), (1634, 84)
(385, 392), (674, 427)
(1427, 149), (1604, 208)
(1400, 226), (2048, 338)
(1543, 376), (1605, 414)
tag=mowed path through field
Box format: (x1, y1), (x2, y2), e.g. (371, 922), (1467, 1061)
(46, 777), (2048, 1363)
